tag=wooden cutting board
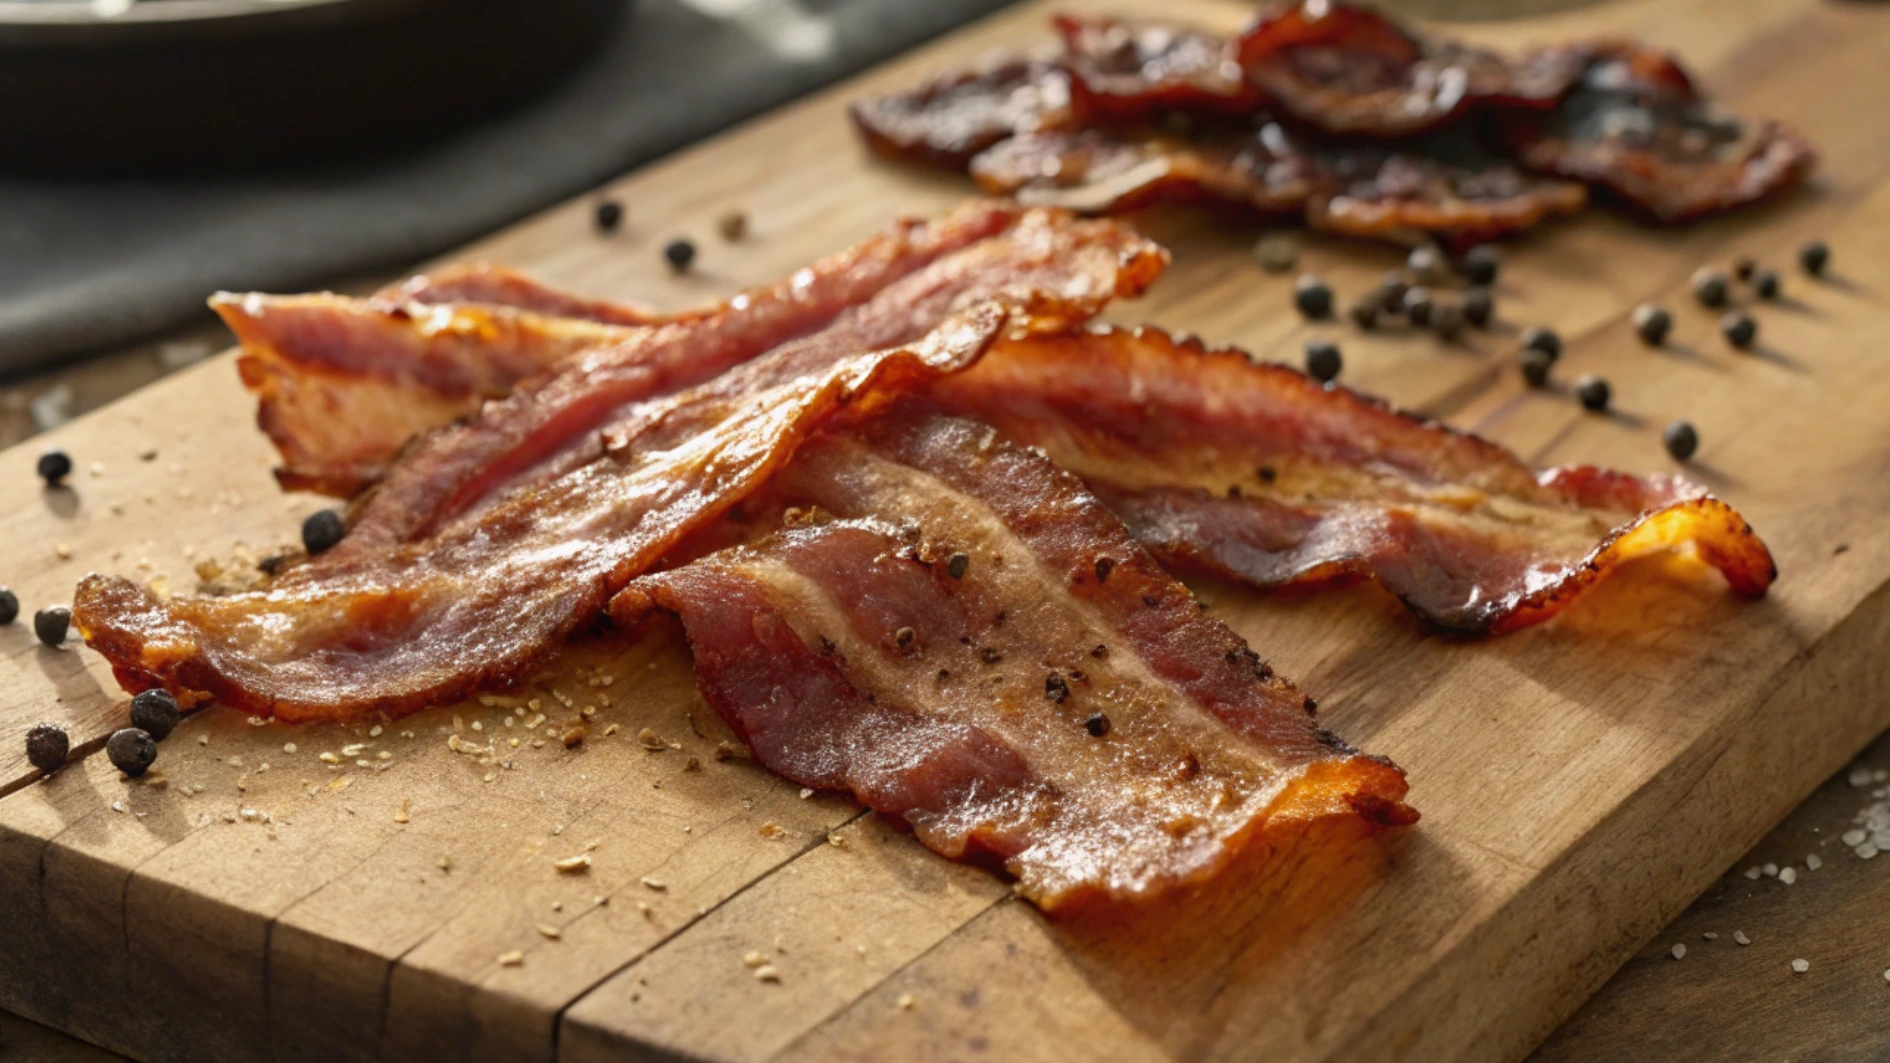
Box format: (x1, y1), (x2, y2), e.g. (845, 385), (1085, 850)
(5, 0), (1890, 1060)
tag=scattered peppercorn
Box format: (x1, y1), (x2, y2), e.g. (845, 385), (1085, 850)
(1799, 240), (1829, 276)
(1347, 298), (1379, 330)
(0, 587), (16, 625)
(1430, 301), (1465, 340)
(25, 722), (68, 773)
(1576, 375), (1611, 412)
(33, 606), (69, 647)
(1462, 287), (1493, 328)
(717, 209), (748, 242)
(1732, 257), (1756, 282)
(1304, 339), (1342, 383)
(129, 689), (181, 740)
(37, 449), (72, 486)
(1631, 304), (1672, 346)
(1519, 347), (1554, 388)
(1094, 557), (1114, 582)
(1406, 245), (1446, 285)
(1691, 267), (1729, 308)
(1045, 673), (1070, 703)
(302, 509), (345, 555)
(106, 728), (158, 778)
(1379, 271), (1409, 312)
(1083, 713), (1111, 737)
(1293, 274), (1333, 319)
(1252, 232), (1298, 273)
(664, 238), (696, 272)
(1402, 285), (1433, 326)
(1749, 267), (1780, 300)
(1521, 325), (1561, 359)
(1663, 420), (1699, 461)
(1720, 310), (1757, 348)
(593, 199), (624, 234)
(1461, 245), (1500, 286)
(946, 552), (969, 580)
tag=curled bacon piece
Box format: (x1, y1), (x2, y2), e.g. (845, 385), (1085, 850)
(1234, 0), (1584, 137)
(933, 326), (1776, 634)
(76, 208), (1166, 719)
(970, 124), (1318, 216)
(1497, 42), (1816, 223)
(1053, 14), (1259, 120)
(613, 409), (1414, 912)
(1307, 131), (1588, 248)
(851, 55), (1077, 170)
(215, 201), (1029, 496)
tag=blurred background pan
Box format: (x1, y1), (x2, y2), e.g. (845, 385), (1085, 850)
(0, 0), (626, 175)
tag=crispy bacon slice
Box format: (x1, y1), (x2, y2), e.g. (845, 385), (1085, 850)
(1052, 14), (1259, 120)
(1234, 1), (1583, 137)
(612, 410), (1414, 911)
(372, 264), (683, 327)
(930, 326), (1776, 634)
(969, 124), (1318, 216)
(215, 201), (1030, 496)
(76, 209), (1166, 720)
(1306, 131), (1588, 248)
(1496, 41), (1816, 223)
(850, 54), (1078, 170)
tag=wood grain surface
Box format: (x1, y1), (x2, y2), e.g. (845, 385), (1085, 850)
(3, 0), (1890, 1061)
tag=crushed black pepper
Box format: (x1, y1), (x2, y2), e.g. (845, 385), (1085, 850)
(1083, 713), (1112, 737)
(1044, 674), (1070, 703)
(946, 552), (970, 580)
(894, 626), (915, 649)
(1094, 557), (1114, 582)
(1090, 644), (1108, 658)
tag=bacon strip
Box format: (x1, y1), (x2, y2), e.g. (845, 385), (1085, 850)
(1053, 14), (1260, 120)
(612, 410), (1413, 912)
(851, 55), (1078, 171)
(371, 264), (682, 326)
(76, 209), (1166, 720)
(931, 326), (1776, 634)
(1233, 1), (1582, 137)
(1496, 41), (1816, 223)
(215, 201), (1030, 496)
(970, 124), (1317, 216)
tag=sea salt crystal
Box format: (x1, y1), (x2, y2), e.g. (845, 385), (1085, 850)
(1842, 829), (1868, 847)
(1762, 863), (1779, 878)
(1670, 944), (1686, 960)
(1779, 867), (1798, 885)
(1734, 931), (1751, 946)
(1742, 866), (1762, 880)
(1790, 959), (1809, 974)
(1851, 767), (1875, 787)
(1857, 843), (1880, 860)
(1806, 854), (1823, 871)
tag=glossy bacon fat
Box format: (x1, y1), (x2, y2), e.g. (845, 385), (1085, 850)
(214, 201), (1030, 496)
(613, 410), (1414, 911)
(1053, 14), (1259, 120)
(933, 326), (1776, 634)
(971, 124), (1318, 217)
(76, 208), (1166, 719)
(850, 55), (1077, 171)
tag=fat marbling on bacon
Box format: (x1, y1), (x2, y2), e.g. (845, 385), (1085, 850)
(213, 200), (1033, 497)
(930, 325), (1776, 634)
(613, 407), (1414, 911)
(76, 207), (1168, 720)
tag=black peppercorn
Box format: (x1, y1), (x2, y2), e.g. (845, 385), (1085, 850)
(33, 606), (69, 647)
(593, 199), (624, 234)
(302, 509), (345, 555)
(1732, 257), (1756, 282)
(1379, 271), (1409, 312)
(1347, 298), (1379, 330)
(1519, 347), (1554, 388)
(946, 552), (969, 580)
(1406, 245), (1446, 285)
(0, 587), (16, 625)
(1576, 375), (1611, 412)
(1720, 310), (1757, 349)
(1462, 287), (1493, 328)
(1304, 339), (1342, 383)
(1799, 240), (1829, 276)
(130, 689), (182, 740)
(1749, 267), (1780, 300)
(1045, 673), (1070, 703)
(664, 238), (696, 272)
(1691, 268), (1729, 308)
(1521, 326), (1562, 360)
(1402, 285), (1433, 326)
(37, 449), (72, 487)
(1293, 274), (1333, 319)
(106, 728), (158, 778)
(1461, 245), (1500, 286)
(1430, 301), (1465, 340)
(1083, 713), (1111, 737)
(25, 722), (68, 773)
(1094, 557), (1114, 582)
(1663, 420), (1699, 461)
(1631, 304), (1671, 346)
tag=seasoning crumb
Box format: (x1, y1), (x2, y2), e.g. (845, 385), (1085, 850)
(898, 993), (916, 1011)
(640, 876), (668, 891)
(800, 787), (814, 799)
(1252, 232), (1298, 273)
(638, 728), (667, 751)
(437, 856), (452, 871)
(717, 210), (749, 242)
(498, 950), (524, 968)
(743, 950), (768, 968)
(554, 853), (593, 873)
(1670, 944), (1685, 960)
(753, 964), (781, 984)
(1702, 932), (1718, 941)
(535, 923), (562, 940)
(1734, 931), (1751, 946)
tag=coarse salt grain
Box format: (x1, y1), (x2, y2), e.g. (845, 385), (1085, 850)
(1734, 931), (1751, 946)
(743, 951), (767, 968)
(283, 743), (297, 754)
(1702, 932), (1718, 941)
(1779, 867), (1798, 885)
(1790, 959), (1809, 974)
(1743, 866), (1762, 880)
(753, 965), (781, 983)
(1806, 854), (1823, 871)
(554, 853), (592, 873)
(1670, 944), (1686, 960)
(498, 951), (524, 967)
(1762, 863), (1779, 878)
(1842, 829), (1868, 847)
(1858, 843), (1880, 860)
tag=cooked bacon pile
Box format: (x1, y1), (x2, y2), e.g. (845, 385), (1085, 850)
(854, 3), (1814, 245)
(75, 203), (1778, 910)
